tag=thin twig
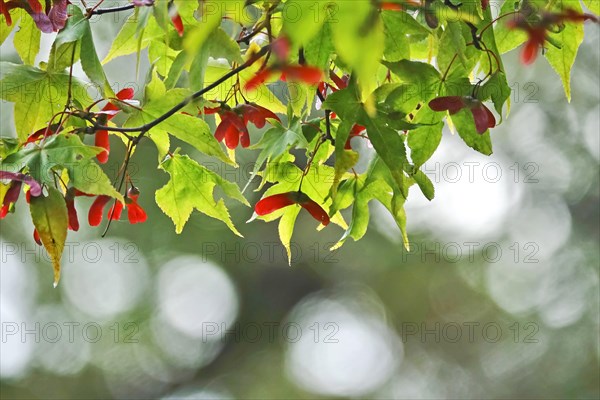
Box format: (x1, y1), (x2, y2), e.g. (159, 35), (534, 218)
(88, 3), (135, 17)
(92, 45), (271, 140)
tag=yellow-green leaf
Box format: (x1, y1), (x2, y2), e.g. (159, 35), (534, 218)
(14, 15), (40, 65)
(156, 153), (248, 235)
(545, 1), (585, 102)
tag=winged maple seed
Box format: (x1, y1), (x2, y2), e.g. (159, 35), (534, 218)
(89, 187), (147, 226)
(429, 96), (496, 134)
(255, 192), (330, 226)
(168, 1), (184, 37)
(204, 103), (280, 149)
(0, 0), (67, 32)
(0, 171), (42, 218)
(244, 37), (323, 91)
(507, 9), (599, 65)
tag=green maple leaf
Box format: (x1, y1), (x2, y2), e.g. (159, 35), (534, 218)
(0, 63), (91, 141)
(1, 134), (123, 201)
(244, 117), (309, 192)
(324, 84), (413, 198)
(155, 153), (249, 235)
(334, 156), (411, 251)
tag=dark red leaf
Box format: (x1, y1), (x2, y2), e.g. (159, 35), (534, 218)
(47, 0), (67, 31)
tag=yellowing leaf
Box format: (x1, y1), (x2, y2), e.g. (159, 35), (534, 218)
(29, 186), (68, 287)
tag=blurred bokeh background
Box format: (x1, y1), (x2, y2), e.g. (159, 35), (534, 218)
(1, 8), (599, 400)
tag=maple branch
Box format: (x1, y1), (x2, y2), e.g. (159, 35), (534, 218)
(92, 45), (271, 143)
(89, 4), (135, 16)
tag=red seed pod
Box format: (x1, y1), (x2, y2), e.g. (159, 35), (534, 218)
(27, 0), (43, 13)
(88, 195), (112, 226)
(108, 201), (124, 221)
(345, 124), (366, 150)
(238, 104), (280, 129)
(33, 229), (42, 246)
(25, 126), (55, 144)
(171, 13), (184, 36)
(329, 71), (347, 90)
(299, 199), (330, 226)
(127, 201), (147, 224)
(102, 88), (136, 113)
(95, 130), (110, 164)
(0, 181), (23, 218)
(245, 68), (275, 91)
(471, 102), (496, 134)
(66, 196), (80, 232)
(428, 96), (465, 114)
(255, 193), (297, 216)
(255, 191), (330, 226)
(280, 65), (324, 85)
(520, 37), (543, 65)
(272, 37), (291, 61)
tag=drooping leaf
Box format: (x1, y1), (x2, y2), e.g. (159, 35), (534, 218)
(545, 0), (585, 102)
(29, 186), (68, 287)
(450, 108), (493, 155)
(407, 106), (444, 169)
